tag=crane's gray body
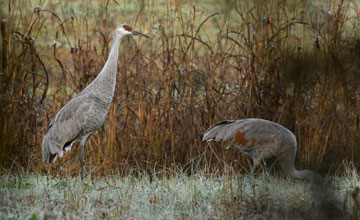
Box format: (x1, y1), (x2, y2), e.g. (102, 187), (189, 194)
(42, 91), (112, 163)
(203, 118), (321, 182)
(42, 31), (119, 165)
(41, 24), (149, 177)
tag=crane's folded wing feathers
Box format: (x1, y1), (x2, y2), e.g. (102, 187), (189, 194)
(202, 118), (273, 143)
(42, 95), (92, 164)
(202, 120), (238, 141)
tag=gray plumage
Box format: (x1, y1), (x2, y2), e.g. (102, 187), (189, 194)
(203, 118), (321, 182)
(42, 24), (149, 179)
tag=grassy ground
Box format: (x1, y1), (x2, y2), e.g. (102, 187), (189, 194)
(0, 2), (359, 219)
(1, 168), (359, 220)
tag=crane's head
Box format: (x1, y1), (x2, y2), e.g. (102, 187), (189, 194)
(115, 23), (150, 38)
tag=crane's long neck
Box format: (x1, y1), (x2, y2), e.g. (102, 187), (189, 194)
(85, 33), (123, 102)
(282, 165), (307, 179)
(101, 33), (122, 78)
(279, 158), (320, 182)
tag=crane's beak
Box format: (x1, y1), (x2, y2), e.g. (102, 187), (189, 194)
(132, 30), (150, 38)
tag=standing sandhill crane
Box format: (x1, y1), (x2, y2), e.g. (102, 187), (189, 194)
(42, 24), (149, 180)
(203, 118), (321, 182)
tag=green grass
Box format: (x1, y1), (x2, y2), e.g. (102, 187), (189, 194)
(0, 169), (359, 219)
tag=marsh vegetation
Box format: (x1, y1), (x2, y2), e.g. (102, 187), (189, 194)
(0, 0), (360, 219)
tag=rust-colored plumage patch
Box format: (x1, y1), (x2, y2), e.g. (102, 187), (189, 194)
(249, 137), (257, 148)
(234, 131), (248, 146)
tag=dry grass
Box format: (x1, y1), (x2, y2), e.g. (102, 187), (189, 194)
(0, 165), (359, 220)
(0, 0), (359, 177)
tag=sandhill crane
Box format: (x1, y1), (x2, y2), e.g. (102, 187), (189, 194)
(42, 24), (149, 180)
(203, 118), (321, 182)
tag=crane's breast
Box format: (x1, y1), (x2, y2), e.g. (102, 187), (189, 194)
(79, 95), (111, 133)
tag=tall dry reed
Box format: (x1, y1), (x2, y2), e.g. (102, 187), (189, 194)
(0, 0), (359, 177)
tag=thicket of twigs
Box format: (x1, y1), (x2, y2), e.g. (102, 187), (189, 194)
(0, 0), (359, 177)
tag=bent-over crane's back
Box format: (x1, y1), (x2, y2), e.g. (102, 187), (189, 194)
(203, 118), (321, 182)
(41, 24), (149, 179)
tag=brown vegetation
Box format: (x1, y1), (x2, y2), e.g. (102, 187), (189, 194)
(0, 0), (359, 177)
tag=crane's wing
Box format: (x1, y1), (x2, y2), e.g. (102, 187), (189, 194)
(42, 94), (93, 165)
(202, 119), (280, 151)
(202, 120), (239, 142)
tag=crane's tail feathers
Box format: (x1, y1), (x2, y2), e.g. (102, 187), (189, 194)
(202, 120), (236, 141)
(49, 154), (58, 164)
(41, 133), (64, 165)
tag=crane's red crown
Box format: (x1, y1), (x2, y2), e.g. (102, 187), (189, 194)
(123, 25), (133, 32)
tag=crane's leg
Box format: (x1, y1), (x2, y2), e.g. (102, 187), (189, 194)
(79, 135), (91, 181)
(261, 160), (269, 176)
(261, 160), (271, 184)
(252, 155), (270, 180)
(250, 158), (260, 175)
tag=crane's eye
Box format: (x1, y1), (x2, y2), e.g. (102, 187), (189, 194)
(123, 25), (133, 32)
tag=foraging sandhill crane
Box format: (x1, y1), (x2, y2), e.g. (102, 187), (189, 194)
(203, 118), (321, 182)
(42, 24), (149, 180)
